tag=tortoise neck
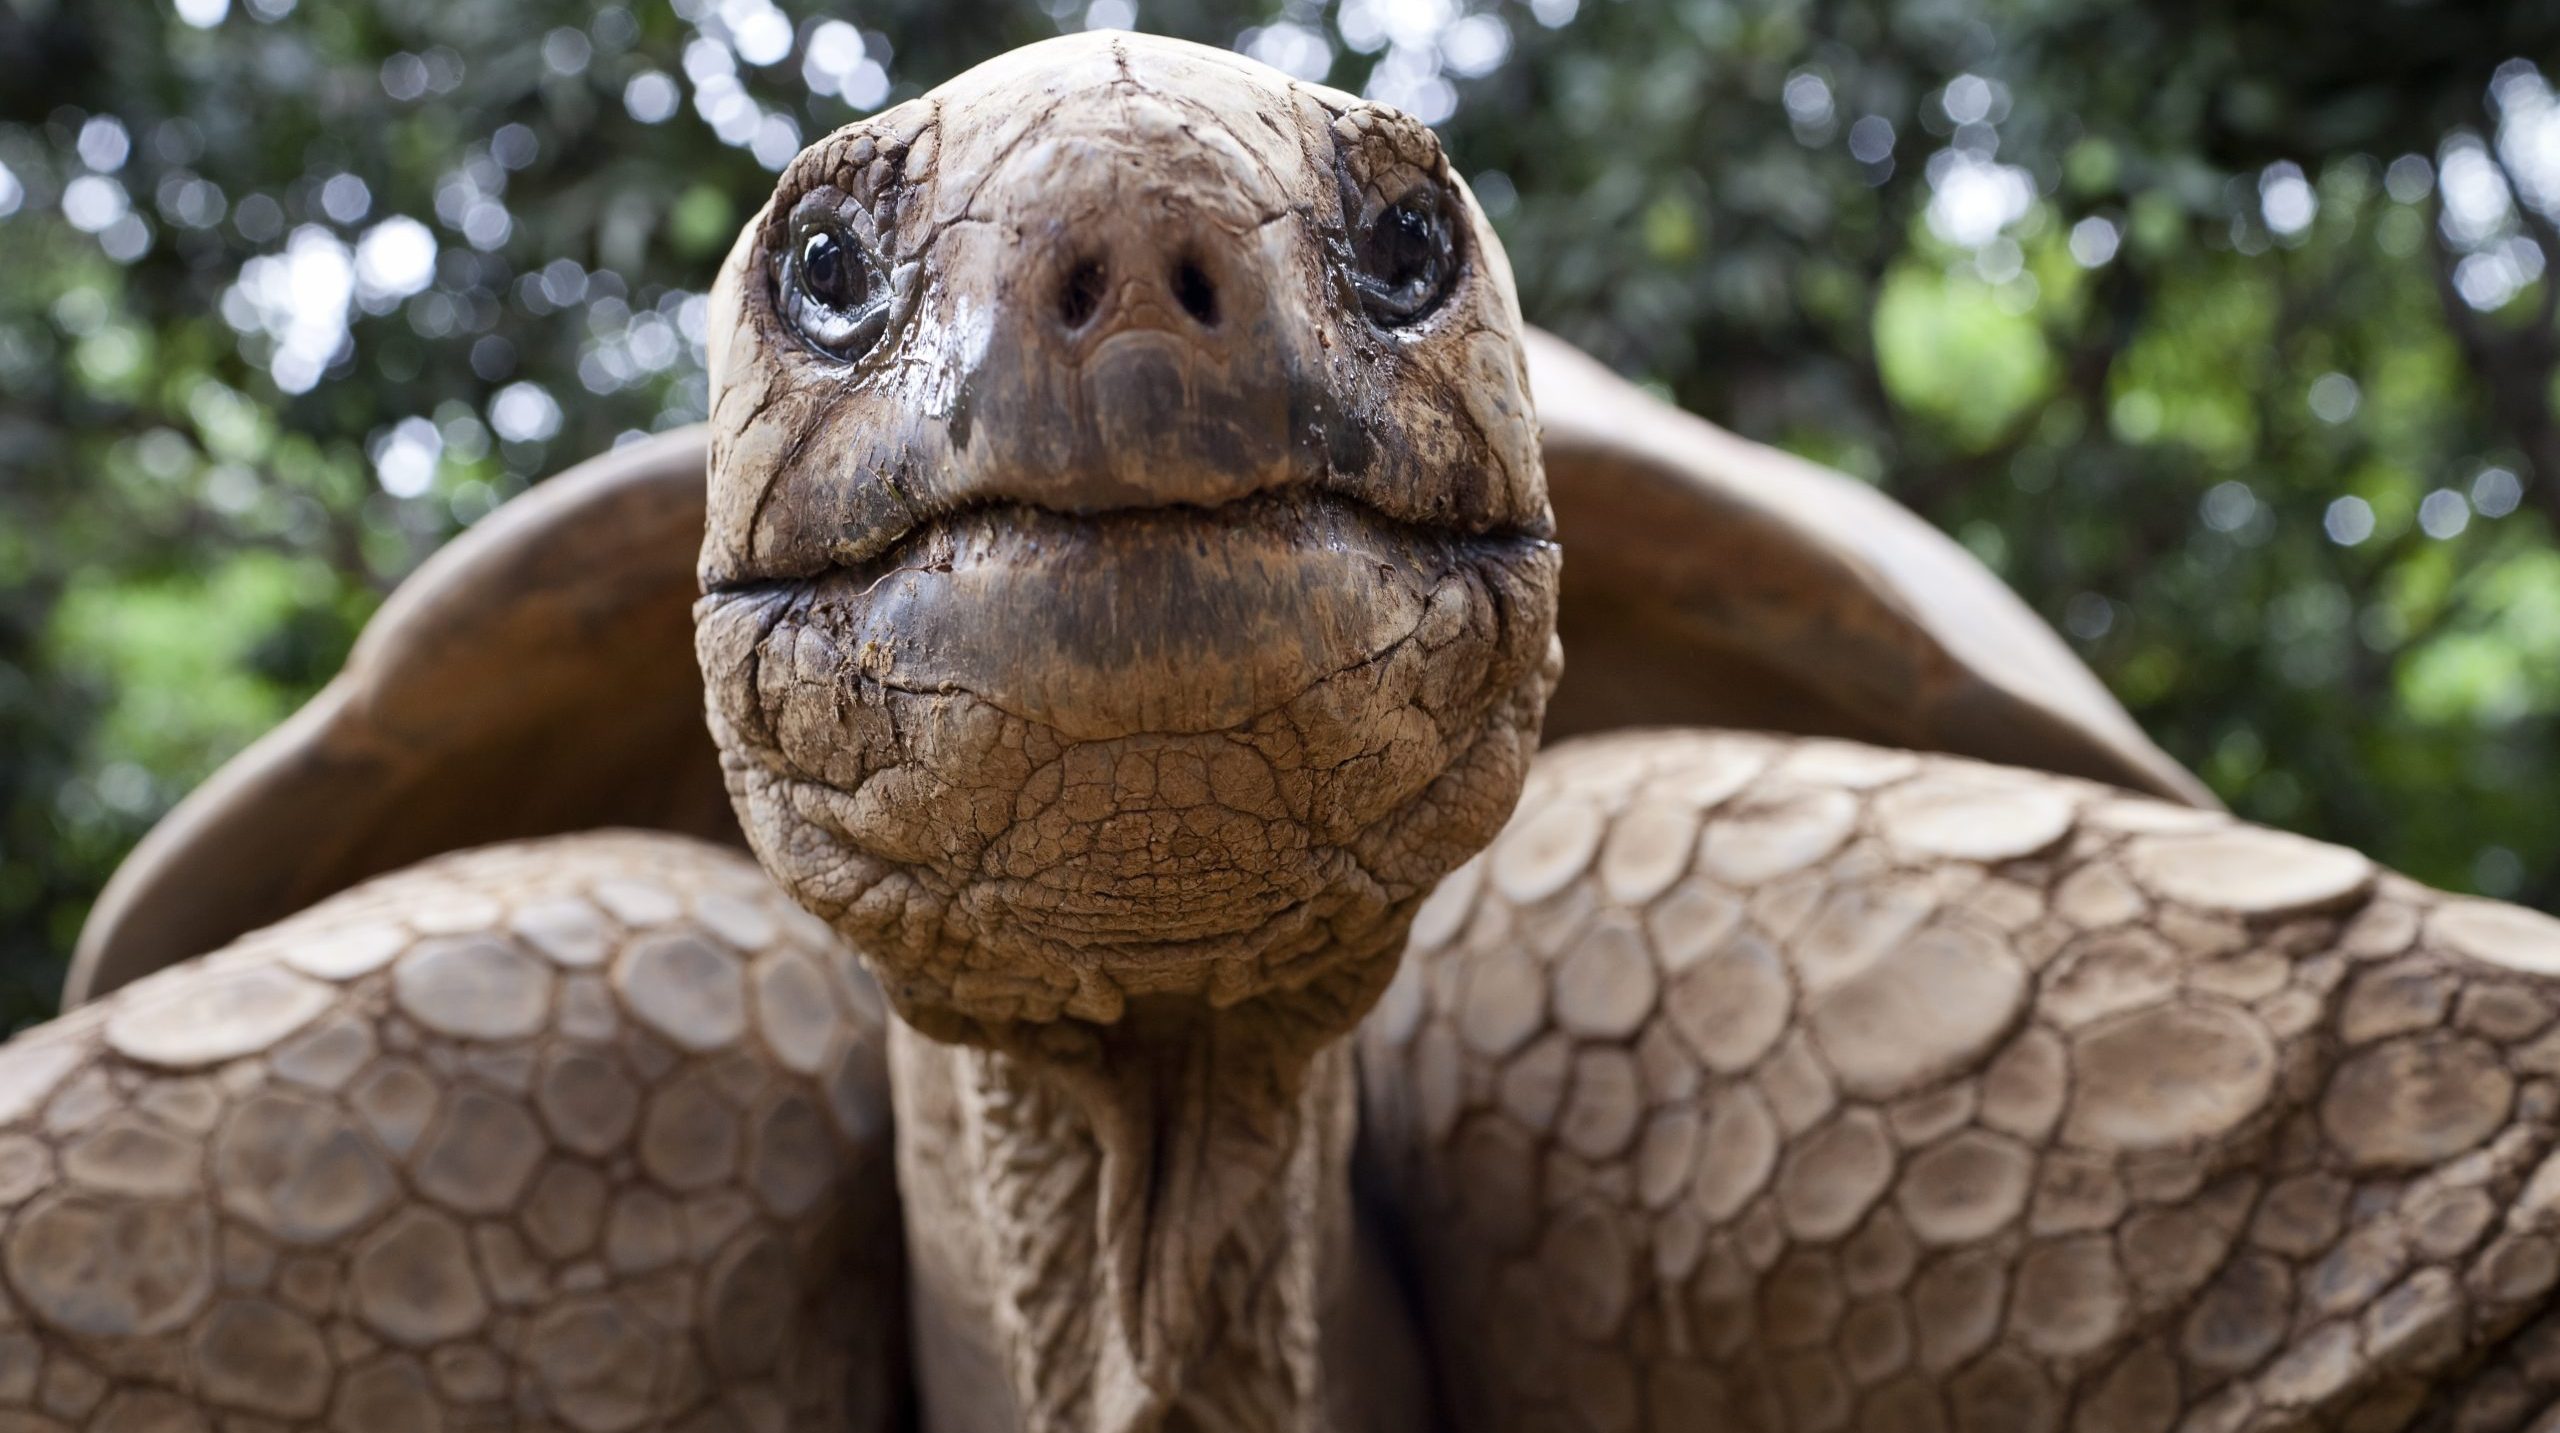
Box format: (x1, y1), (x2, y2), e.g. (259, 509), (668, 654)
(891, 1006), (1365, 1433)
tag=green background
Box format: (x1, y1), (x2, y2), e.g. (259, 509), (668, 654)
(5, 0), (2560, 1028)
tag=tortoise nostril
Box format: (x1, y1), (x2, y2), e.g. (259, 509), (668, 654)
(1171, 258), (1219, 328)
(1058, 259), (1108, 330)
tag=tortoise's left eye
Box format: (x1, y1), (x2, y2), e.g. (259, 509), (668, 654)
(1350, 183), (1460, 327)
(780, 215), (889, 361)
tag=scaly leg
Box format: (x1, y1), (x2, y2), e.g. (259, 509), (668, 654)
(0, 831), (902, 1432)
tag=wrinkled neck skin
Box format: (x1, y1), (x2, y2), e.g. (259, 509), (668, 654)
(890, 954), (1408, 1433)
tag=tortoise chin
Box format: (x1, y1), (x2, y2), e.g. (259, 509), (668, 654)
(695, 492), (1558, 1037)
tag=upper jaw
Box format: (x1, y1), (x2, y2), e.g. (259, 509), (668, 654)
(699, 339), (1554, 593)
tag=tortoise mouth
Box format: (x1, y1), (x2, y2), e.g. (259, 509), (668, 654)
(703, 448), (1553, 594)
(704, 489), (1553, 742)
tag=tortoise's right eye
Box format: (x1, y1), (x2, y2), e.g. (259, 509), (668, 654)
(1350, 183), (1460, 327)
(780, 214), (889, 362)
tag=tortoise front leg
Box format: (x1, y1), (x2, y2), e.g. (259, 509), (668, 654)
(0, 832), (902, 1431)
(1361, 729), (2560, 1433)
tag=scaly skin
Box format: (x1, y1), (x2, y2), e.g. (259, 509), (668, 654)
(0, 834), (902, 1432)
(1364, 731), (2560, 1432)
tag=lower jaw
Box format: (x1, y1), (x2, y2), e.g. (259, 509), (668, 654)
(960, 874), (1392, 1013)
(719, 653), (1541, 1035)
(779, 891), (1398, 1045)
(747, 758), (1398, 1024)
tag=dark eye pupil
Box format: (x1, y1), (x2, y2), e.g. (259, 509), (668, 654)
(1350, 188), (1454, 325)
(780, 209), (889, 361)
(1372, 204), (1438, 286)
(800, 229), (865, 311)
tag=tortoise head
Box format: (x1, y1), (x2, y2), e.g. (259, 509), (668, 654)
(695, 33), (1561, 1043)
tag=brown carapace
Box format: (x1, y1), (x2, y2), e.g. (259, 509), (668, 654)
(38, 30), (2560, 1433)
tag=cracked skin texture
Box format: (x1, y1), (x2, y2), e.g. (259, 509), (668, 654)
(692, 34), (1559, 1042)
(24, 27), (2560, 1433)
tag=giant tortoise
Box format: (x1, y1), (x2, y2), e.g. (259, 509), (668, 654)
(22, 31), (2560, 1433)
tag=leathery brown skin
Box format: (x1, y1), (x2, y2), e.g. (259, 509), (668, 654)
(693, 32), (1556, 1432)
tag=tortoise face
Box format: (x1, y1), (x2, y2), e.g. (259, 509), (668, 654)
(695, 33), (1560, 1040)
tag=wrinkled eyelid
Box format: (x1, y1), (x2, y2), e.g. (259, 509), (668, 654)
(785, 184), (851, 223)
(778, 189), (888, 262)
(1360, 108), (1450, 164)
(1337, 161), (1455, 228)
(761, 190), (824, 272)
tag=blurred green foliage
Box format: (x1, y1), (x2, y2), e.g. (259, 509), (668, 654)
(4, 0), (2560, 1028)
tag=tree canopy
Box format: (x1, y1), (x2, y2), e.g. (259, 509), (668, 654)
(4, 0), (2560, 1028)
